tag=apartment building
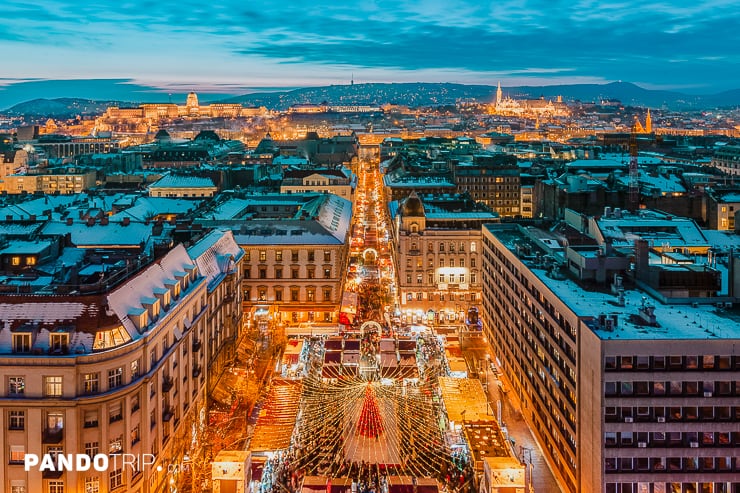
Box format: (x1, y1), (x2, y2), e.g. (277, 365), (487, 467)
(195, 194), (351, 328)
(481, 223), (740, 493)
(389, 192), (497, 324)
(0, 230), (243, 493)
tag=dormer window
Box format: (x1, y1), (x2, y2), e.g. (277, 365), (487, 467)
(12, 334), (31, 353)
(50, 333), (69, 353)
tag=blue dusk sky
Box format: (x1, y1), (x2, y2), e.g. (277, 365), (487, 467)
(0, 0), (738, 98)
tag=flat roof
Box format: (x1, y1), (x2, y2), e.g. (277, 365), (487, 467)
(486, 224), (740, 340)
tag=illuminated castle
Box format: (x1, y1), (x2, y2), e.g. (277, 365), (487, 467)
(491, 81), (570, 118)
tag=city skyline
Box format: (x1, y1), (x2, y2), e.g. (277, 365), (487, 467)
(1, 0), (739, 101)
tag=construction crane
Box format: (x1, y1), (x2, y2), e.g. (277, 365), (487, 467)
(629, 126), (639, 211)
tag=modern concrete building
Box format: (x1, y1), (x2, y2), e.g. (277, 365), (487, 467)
(0, 230), (243, 493)
(389, 193), (498, 324)
(481, 223), (740, 493)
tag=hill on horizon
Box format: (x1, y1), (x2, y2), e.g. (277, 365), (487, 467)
(3, 80), (739, 117)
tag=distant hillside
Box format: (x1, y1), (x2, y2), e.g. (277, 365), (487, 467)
(3, 81), (740, 118)
(5, 98), (124, 118)
(221, 81), (740, 110)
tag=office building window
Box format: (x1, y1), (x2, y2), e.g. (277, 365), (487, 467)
(291, 268), (299, 279)
(110, 468), (123, 490)
(323, 288), (332, 301)
(9, 410), (25, 430)
(259, 250), (266, 262)
(275, 289), (283, 301)
(8, 376), (25, 396)
(324, 251), (331, 262)
(84, 410), (98, 428)
(131, 360), (140, 380)
(44, 376), (63, 397)
(324, 268), (331, 278)
(84, 478), (100, 493)
(291, 250), (299, 262)
(48, 481), (64, 493)
(10, 445), (25, 464)
(307, 289), (315, 302)
(291, 288), (299, 302)
(84, 373), (99, 394)
(259, 268), (266, 279)
(108, 368), (123, 389)
(109, 402), (123, 423)
(275, 268), (283, 279)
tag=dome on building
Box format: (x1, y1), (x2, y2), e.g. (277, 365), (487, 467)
(154, 129), (171, 141)
(186, 91), (199, 108)
(401, 192), (424, 217)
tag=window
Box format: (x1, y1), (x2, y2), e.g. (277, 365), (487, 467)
(50, 333), (68, 352)
(439, 243), (444, 252)
(259, 268), (266, 279)
(324, 251), (331, 262)
(9, 410), (25, 430)
(275, 267), (283, 279)
(131, 360), (140, 380)
(449, 242), (455, 252)
(471, 272), (477, 284)
(291, 268), (299, 279)
(45, 376), (63, 397)
(109, 402), (123, 423)
(324, 268), (331, 278)
(84, 373), (99, 394)
(131, 424), (140, 445)
(84, 410), (98, 428)
(259, 288), (266, 301)
(10, 445), (25, 463)
(11, 256), (20, 266)
(259, 250), (266, 262)
(10, 483), (26, 493)
(131, 394), (140, 413)
(307, 268), (315, 279)
(291, 289), (299, 302)
(244, 251), (251, 262)
(291, 250), (299, 262)
(459, 258), (465, 267)
(439, 258), (445, 267)
(48, 481), (64, 493)
(243, 266), (250, 279)
(439, 274), (445, 283)
(323, 288), (331, 301)
(84, 478), (99, 493)
(459, 274), (465, 283)
(470, 257), (476, 268)
(109, 435), (123, 454)
(12, 334), (31, 353)
(110, 468), (123, 490)
(406, 274), (411, 283)
(108, 368), (123, 389)
(307, 289), (315, 302)
(275, 251), (283, 262)
(470, 242), (477, 252)
(275, 289), (283, 301)
(416, 292), (423, 301)
(308, 250), (315, 262)
(8, 376), (24, 396)
(417, 274), (423, 284)
(449, 258), (455, 267)
(428, 273), (434, 284)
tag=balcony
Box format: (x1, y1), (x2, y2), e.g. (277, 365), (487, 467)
(162, 406), (174, 422)
(42, 427), (64, 444)
(162, 375), (174, 393)
(192, 339), (202, 352)
(42, 469), (64, 479)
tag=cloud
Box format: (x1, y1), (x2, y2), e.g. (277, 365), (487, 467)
(0, 0), (738, 91)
